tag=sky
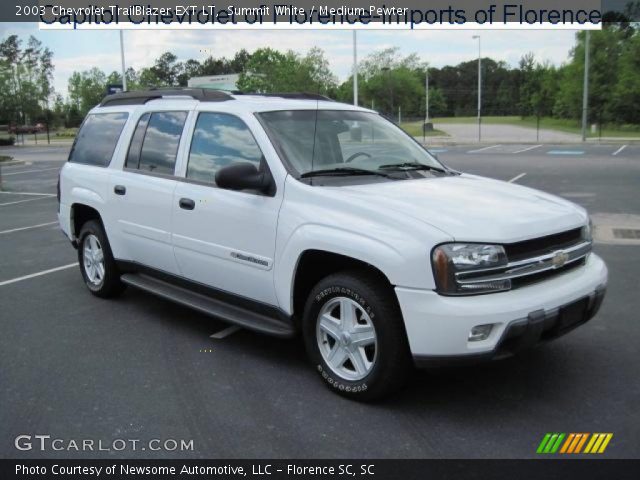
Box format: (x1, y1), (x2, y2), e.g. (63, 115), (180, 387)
(0, 23), (580, 96)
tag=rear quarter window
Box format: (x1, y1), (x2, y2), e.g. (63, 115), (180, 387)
(69, 112), (129, 166)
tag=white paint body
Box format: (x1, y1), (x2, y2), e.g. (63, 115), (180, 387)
(59, 95), (608, 358)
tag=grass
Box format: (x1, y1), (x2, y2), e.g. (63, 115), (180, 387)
(430, 116), (640, 138)
(0, 155), (14, 162)
(399, 121), (449, 137)
(54, 128), (78, 138)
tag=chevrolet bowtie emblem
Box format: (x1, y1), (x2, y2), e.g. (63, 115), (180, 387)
(552, 250), (569, 268)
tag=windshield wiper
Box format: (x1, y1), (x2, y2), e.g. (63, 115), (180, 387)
(378, 162), (447, 173)
(300, 167), (392, 179)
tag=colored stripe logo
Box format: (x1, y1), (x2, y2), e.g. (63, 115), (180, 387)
(537, 433), (613, 454)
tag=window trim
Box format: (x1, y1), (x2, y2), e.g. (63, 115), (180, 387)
(125, 112), (151, 170)
(68, 111), (129, 168)
(123, 109), (188, 176)
(184, 111), (275, 196)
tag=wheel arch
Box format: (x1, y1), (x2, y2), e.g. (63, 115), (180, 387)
(70, 203), (104, 242)
(67, 185), (109, 241)
(290, 249), (397, 325)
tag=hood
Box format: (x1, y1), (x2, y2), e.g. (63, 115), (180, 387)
(333, 174), (587, 243)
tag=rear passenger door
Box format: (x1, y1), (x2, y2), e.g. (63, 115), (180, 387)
(110, 110), (189, 274)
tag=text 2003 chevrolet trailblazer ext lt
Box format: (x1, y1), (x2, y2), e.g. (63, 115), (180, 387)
(58, 89), (607, 400)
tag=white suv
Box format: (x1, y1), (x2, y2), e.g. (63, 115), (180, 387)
(58, 88), (608, 400)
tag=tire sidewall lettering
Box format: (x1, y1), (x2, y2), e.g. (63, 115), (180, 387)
(312, 286), (376, 392)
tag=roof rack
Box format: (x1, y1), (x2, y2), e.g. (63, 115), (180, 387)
(99, 88), (234, 107)
(235, 92), (333, 102)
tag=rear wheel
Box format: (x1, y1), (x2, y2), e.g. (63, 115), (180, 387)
(77, 220), (125, 298)
(302, 270), (412, 401)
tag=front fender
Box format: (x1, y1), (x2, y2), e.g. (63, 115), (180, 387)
(274, 223), (432, 315)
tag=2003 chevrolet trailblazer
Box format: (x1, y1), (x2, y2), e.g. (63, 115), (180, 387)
(58, 89), (607, 400)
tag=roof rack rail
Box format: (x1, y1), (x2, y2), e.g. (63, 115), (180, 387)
(236, 92), (333, 102)
(99, 88), (234, 107)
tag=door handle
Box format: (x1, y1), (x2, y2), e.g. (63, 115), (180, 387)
(179, 198), (195, 210)
(114, 185), (126, 195)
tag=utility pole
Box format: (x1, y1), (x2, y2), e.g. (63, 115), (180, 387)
(425, 68), (430, 123)
(472, 35), (482, 142)
(120, 30), (127, 92)
(352, 30), (358, 106)
(581, 30), (590, 142)
(382, 66), (393, 119)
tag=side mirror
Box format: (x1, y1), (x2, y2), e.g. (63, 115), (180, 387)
(215, 162), (274, 195)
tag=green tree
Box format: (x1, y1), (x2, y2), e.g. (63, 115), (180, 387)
(237, 47), (336, 94)
(554, 27), (627, 122)
(149, 52), (182, 86)
(611, 28), (640, 123)
(0, 34), (54, 124)
(67, 67), (106, 115)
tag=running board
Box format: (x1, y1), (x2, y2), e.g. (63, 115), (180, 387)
(120, 273), (295, 338)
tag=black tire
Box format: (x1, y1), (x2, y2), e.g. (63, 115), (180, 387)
(77, 220), (125, 298)
(302, 270), (412, 401)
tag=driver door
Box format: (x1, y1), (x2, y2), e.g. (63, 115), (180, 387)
(171, 112), (283, 306)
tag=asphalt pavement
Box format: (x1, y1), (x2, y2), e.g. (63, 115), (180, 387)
(1, 143), (638, 459)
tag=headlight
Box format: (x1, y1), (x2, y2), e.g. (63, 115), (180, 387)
(581, 218), (593, 243)
(432, 243), (509, 295)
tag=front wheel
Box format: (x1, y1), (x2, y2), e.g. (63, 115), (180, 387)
(302, 270), (412, 401)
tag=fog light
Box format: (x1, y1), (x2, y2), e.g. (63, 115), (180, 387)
(469, 324), (493, 342)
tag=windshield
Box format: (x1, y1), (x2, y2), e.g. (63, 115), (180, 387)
(257, 110), (444, 177)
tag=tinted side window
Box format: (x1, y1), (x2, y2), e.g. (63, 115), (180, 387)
(125, 113), (150, 169)
(187, 113), (263, 184)
(69, 113), (128, 166)
(137, 111), (188, 175)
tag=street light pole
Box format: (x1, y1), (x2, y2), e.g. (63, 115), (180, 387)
(472, 35), (481, 142)
(120, 30), (127, 92)
(425, 68), (430, 123)
(382, 66), (394, 120)
(353, 30), (358, 106)
(581, 30), (590, 142)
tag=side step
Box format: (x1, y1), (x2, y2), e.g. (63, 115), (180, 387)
(120, 273), (295, 338)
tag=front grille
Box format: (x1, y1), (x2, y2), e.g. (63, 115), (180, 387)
(505, 228), (582, 262)
(456, 228), (591, 291)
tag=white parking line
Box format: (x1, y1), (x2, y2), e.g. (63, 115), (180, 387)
(1, 162), (33, 168)
(0, 263), (76, 288)
(513, 145), (542, 154)
(0, 191), (56, 196)
(0, 196), (54, 206)
(1, 167), (60, 176)
(467, 145), (502, 154)
(508, 173), (527, 183)
(0, 221), (58, 235)
(210, 325), (241, 339)
(612, 145), (627, 156)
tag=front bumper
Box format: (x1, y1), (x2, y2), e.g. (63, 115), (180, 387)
(395, 253), (608, 365)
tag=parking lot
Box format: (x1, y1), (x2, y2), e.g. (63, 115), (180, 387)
(1, 143), (639, 459)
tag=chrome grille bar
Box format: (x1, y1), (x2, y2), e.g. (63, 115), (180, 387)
(456, 241), (592, 285)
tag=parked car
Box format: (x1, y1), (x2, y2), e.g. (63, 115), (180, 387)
(58, 89), (607, 400)
(8, 123), (45, 134)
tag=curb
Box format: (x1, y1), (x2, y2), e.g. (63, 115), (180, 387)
(0, 160), (26, 167)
